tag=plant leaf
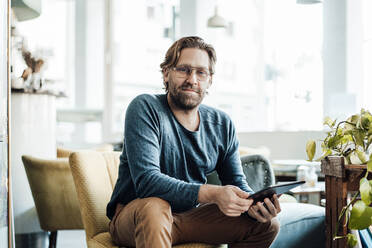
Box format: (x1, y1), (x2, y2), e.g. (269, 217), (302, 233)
(328, 136), (341, 149)
(367, 160), (372, 173)
(348, 115), (360, 125)
(360, 178), (372, 205)
(306, 140), (316, 161)
(346, 233), (358, 247)
(345, 154), (352, 165)
(316, 150), (332, 162)
(324, 116), (335, 127)
(356, 150), (367, 164)
(350, 152), (362, 165)
(349, 200), (372, 229)
(353, 130), (365, 148)
(321, 141), (327, 152)
(341, 135), (353, 144)
(344, 122), (355, 132)
(361, 114), (372, 130)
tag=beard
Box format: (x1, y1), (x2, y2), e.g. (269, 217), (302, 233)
(167, 77), (207, 110)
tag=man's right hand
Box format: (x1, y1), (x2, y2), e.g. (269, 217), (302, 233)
(198, 184), (253, 217)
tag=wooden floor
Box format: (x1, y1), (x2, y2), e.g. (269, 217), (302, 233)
(15, 230), (87, 248)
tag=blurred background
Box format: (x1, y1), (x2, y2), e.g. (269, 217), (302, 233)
(5, 0), (372, 247)
(13, 0), (365, 147)
(11, 0), (372, 150)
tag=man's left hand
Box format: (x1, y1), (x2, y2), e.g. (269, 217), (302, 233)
(247, 194), (281, 223)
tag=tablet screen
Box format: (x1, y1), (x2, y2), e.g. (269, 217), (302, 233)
(248, 181), (305, 203)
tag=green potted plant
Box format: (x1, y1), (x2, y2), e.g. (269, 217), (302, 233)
(306, 109), (372, 247)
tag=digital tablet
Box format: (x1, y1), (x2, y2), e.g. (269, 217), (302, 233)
(248, 181), (305, 203)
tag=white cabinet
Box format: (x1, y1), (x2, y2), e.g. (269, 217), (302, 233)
(11, 92), (56, 234)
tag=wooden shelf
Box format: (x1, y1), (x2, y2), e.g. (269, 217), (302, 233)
(321, 156), (369, 248)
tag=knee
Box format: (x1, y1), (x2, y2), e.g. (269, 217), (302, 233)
(269, 218), (280, 238)
(245, 217), (280, 241)
(237, 217), (280, 246)
(136, 197), (172, 223)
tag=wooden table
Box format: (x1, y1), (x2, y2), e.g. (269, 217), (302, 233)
(321, 156), (367, 248)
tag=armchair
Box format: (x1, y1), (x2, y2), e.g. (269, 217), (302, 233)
(69, 151), (222, 248)
(21, 156), (84, 248)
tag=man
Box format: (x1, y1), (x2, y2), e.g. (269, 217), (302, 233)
(107, 36), (280, 248)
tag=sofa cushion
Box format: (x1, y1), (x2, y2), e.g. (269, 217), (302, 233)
(271, 202), (325, 248)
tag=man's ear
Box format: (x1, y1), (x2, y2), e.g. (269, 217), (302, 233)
(208, 76), (213, 88)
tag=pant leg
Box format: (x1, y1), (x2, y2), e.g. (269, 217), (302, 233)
(109, 197), (173, 248)
(171, 203), (280, 248)
(109, 198), (279, 248)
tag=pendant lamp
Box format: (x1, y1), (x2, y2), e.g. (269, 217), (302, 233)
(207, 5), (227, 28)
(12, 0), (41, 21)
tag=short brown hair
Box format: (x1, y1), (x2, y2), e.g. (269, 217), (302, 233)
(160, 36), (217, 91)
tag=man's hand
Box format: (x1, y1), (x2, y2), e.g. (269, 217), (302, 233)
(247, 194), (281, 223)
(198, 184), (253, 217)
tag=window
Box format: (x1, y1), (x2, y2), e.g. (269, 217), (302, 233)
(15, 0), (75, 107)
(109, 0), (177, 139)
(108, 0), (323, 138)
(13, 0), (76, 145)
(202, 0), (323, 131)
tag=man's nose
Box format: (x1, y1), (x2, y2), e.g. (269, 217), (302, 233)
(186, 70), (198, 85)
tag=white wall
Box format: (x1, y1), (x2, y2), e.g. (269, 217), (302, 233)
(238, 131), (325, 160)
(323, 0), (364, 121)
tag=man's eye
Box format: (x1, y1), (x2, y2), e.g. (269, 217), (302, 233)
(177, 67), (188, 73)
(197, 70), (208, 76)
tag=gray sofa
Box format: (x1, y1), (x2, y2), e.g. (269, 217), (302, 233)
(207, 154), (326, 248)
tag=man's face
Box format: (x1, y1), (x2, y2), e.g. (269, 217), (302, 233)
(164, 48), (212, 110)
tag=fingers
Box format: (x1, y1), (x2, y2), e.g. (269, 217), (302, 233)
(218, 204), (246, 217)
(232, 187), (250, 199)
(247, 195), (280, 223)
(231, 187), (253, 207)
(226, 200), (251, 213)
(248, 205), (267, 222)
(257, 201), (274, 219)
(272, 194), (281, 213)
(224, 209), (245, 217)
(218, 186), (253, 215)
(226, 204), (246, 213)
(234, 197), (253, 208)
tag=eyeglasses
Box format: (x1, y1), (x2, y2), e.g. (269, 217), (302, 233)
(171, 65), (211, 82)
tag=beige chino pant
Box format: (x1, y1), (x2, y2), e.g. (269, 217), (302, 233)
(109, 197), (279, 248)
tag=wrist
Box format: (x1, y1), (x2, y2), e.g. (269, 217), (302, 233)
(198, 184), (220, 203)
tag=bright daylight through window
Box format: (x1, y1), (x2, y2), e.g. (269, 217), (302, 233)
(110, 0), (323, 139)
(13, 0), (327, 146)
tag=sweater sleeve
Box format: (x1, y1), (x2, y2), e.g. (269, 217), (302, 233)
(124, 95), (202, 212)
(216, 119), (254, 194)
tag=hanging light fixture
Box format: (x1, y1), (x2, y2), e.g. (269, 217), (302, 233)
(207, 5), (227, 28)
(11, 0), (41, 21)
